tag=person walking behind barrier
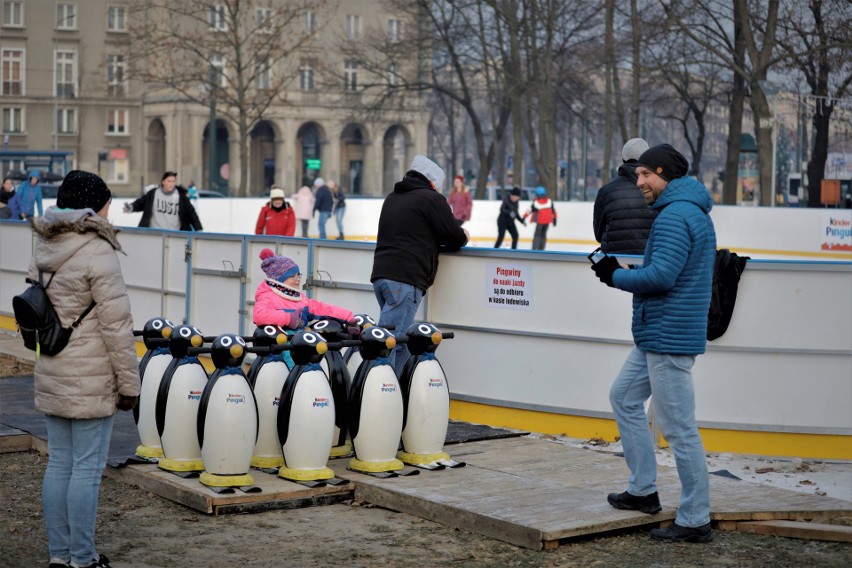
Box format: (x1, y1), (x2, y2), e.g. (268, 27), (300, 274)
(123, 171), (202, 231)
(255, 186), (295, 236)
(1, 176), (18, 219)
(593, 138), (658, 254)
(591, 144), (716, 544)
(525, 186), (557, 250)
(494, 186), (526, 248)
(313, 178), (333, 239)
(293, 184), (315, 237)
(31, 170), (140, 568)
(330, 180), (346, 240)
(371, 155), (468, 375)
(15, 169), (44, 220)
(447, 175), (472, 225)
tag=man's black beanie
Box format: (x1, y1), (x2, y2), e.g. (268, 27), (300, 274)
(636, 144), (689, 181)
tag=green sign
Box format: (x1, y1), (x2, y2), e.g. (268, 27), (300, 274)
(305, 158), (322, 169)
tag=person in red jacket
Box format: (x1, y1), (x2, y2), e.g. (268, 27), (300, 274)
(255, 186), (296, 236)
(524, 186), (557, 250)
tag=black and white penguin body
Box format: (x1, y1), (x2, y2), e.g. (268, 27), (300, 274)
(134, 317), (174, 459)
(276, 331), (336, 481)
(347, 326), (404, 473)
(309, 318), (352, 455)
(155, 325), (207, 473)
(397, 323), (452, 465)
(197, 334), (258, 488)
(247, 325), (290, 469)
(343, 314), (376, 379)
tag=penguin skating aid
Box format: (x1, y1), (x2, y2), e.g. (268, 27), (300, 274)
(247, 325), (291, 469)
(274, 331), (337, 482)
(155, 325), (208, 474)
(196, 334), (259, 490)
(132, 317), (174, 459)
(343, 313), (376, 381)
(310, 318), (357, 458)
(397, 324), (465, 469)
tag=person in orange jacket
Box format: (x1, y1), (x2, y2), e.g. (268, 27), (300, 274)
(255, 186), (296, 236)
(524, 186), (557, 250)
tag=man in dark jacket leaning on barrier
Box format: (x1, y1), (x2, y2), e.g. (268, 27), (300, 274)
(593, 138), (658, 255)
(591, 143), (717, 543)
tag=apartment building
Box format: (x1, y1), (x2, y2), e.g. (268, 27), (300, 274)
(1, 1), (429, 196)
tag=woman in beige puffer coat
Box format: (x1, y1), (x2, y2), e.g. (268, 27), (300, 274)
(30, 170), (139, 568)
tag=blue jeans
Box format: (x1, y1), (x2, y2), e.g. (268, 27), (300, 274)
(318, 210), (332, 239)
(43, 414), (115, 566)
(334, 207), (345, 237)
(609, 346), (710, 527)
(373, 279), (423, 375)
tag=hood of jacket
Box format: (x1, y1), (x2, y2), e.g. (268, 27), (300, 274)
(31, 207), (123, 272)
(616, 162), (639, 183)
(27, 169), (41, 182)
(652, 176), (713, 214)
(394, 170), (433, 194)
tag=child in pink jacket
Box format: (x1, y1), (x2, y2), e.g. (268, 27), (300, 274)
(253, 248), (353, 329)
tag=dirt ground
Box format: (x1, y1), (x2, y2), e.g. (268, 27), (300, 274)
(1, 362), (851, 567)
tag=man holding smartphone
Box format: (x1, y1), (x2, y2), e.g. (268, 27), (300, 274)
(590, 144), (716, 543)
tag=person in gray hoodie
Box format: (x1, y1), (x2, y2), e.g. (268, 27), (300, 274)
(30, 170), (140, 568)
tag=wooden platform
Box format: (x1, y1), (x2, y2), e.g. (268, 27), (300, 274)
(329, 437), (852, 550)
(105, 462), (354, 515)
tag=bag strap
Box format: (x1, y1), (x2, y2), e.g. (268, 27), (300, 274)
(37, 269), (97, 328)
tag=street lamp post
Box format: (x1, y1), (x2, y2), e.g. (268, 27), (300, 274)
(207, 65), (217, 192)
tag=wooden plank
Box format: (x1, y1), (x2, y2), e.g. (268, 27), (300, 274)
(0, 433), (32, 453)
(736, 520), (852, 543)
(105, 463), (353, 515)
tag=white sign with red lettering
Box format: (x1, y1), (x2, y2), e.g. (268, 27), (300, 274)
(486, 262), (532, 311)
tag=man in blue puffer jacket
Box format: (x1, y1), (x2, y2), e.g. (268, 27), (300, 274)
(591, 143), (716, 544)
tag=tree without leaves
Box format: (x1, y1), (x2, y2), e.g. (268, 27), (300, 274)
(776, 0), (852, 207)
(125, 0), (324, 197)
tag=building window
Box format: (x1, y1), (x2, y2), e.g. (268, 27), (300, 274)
(107, 5), (126, 31)
(107, 54), (126, 97)
(56, 3), (76, 29)
(301, 10), (315, 35)
(2, 1), (23, 27)
(210, 54), (226, 88)
(388, 61), (398, 87)
(209, 4), (226, 31)
(255, 56), (271, 90)
(105, 148), (129, 183)
(1, 107), (23, 133)
(106, 109), (128, 134)
(345, 15), (360, 40)
(1, 48), (24, 96)
(57, 107), (76, 134)
(388, 18), (402, 42)
(256, 7), (271, 33)
(299, 62), (314, 91)
(55, 50), (77, 98)
(344, 60), (358, 92)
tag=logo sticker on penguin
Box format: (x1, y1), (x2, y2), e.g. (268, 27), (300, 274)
(187, 390), (202, 401)
(226, 393), (246, 404)
(312, 397), (329, 408)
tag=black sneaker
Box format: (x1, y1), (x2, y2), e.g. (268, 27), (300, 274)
(607, 491), (662, 514)
(48, 559), (70, 568)
(71, 554), (111, 568)
(650, 521), (713, 543)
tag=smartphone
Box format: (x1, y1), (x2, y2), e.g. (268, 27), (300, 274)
(587, 247), (606, 265)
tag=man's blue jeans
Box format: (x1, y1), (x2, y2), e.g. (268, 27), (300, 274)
(609, 346), (711, 528)
(318, 210), (332, 239)
(373, 278), (423, 375)
(43, 414), (115, 566)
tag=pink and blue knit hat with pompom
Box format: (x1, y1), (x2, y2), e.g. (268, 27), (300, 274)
(259, 248), (300, 282)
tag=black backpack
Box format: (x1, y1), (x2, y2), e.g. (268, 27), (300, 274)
(12, 270), (96, 358)
(707, 249), (749, 341)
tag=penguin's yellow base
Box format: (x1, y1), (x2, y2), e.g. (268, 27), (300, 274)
(329, 442), (353, 458)
(251, 455), (285, 469)
(397, 450), (450, 465)
(158, 457), (204, 472)
(135, 444), (164, 459)
(278, 466), (334, 481)
(348, 457), (404, 473)
(199, 472), (255, 488)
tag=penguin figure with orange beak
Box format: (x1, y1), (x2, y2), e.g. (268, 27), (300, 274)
(196, 334), (259, 490)
(247, 325), (291, 469)
(133, 317), (174, 460)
